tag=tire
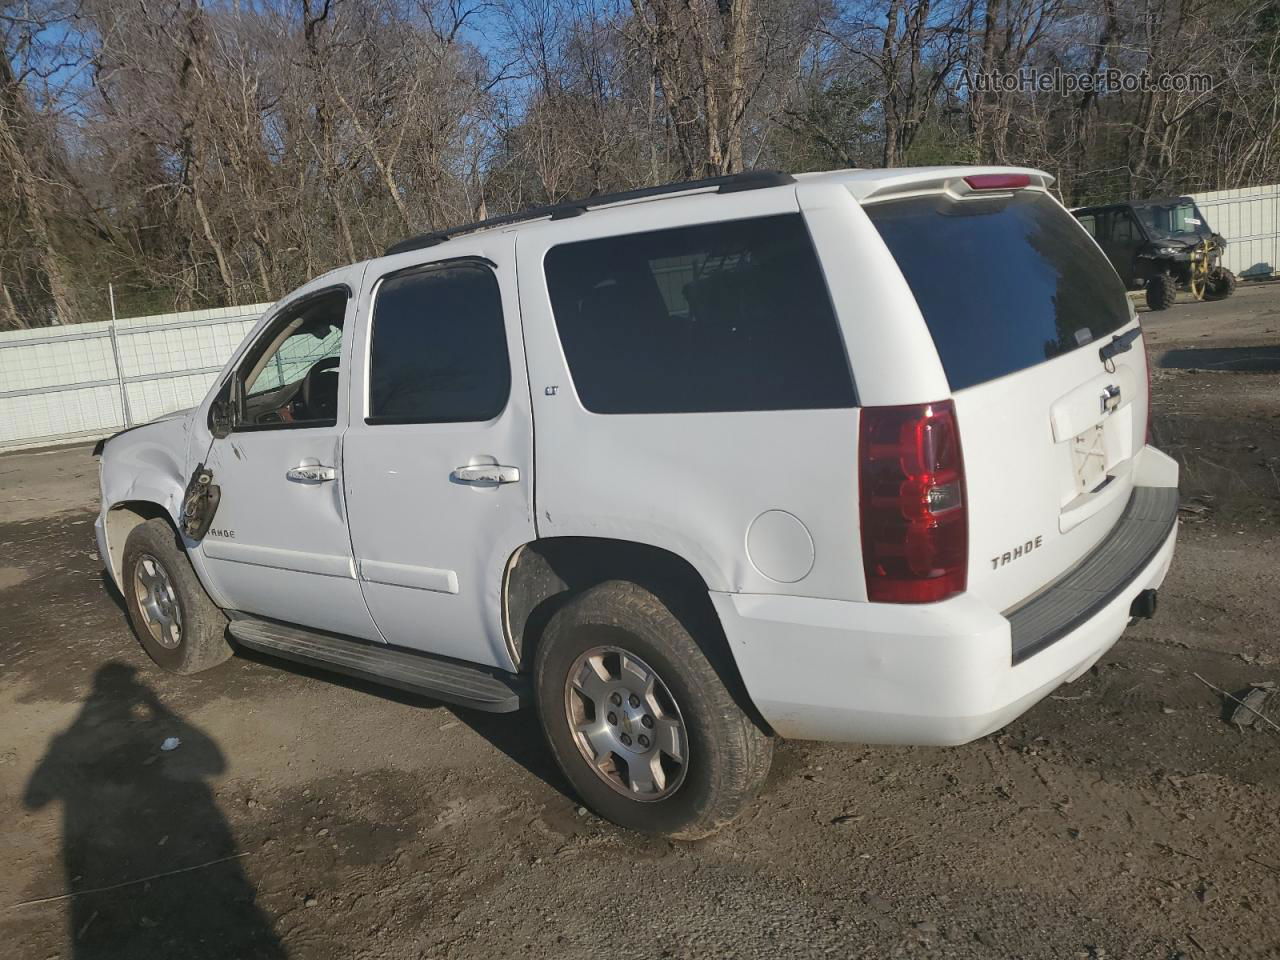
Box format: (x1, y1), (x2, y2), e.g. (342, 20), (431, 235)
(1205, 267), (1237, 301)
(121, 517), (232, 675)
(1145, 273), (1177, 310)
(534, 580), (772, 839)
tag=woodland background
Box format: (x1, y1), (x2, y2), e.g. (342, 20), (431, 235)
(3, 0), (1279, 327)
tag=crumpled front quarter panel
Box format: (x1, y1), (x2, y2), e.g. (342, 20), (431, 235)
(99, 417), (193, 523)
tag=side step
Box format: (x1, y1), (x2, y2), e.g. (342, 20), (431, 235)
(227, 616), (527, 713)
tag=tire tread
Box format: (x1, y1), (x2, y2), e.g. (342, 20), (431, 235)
(534, 580), (771, 839)
(122, 517), (231, 675)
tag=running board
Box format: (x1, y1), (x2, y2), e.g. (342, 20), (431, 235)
(226, 616), (527, 713)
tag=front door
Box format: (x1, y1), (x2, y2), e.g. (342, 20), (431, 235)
(343, 237), (537, 669)
(197, 279), (382, 642)
(1098, 208), (1143, 286)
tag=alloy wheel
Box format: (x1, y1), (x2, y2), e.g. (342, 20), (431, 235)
(564, 646), (688, 801)
(133, 554), (183, 649)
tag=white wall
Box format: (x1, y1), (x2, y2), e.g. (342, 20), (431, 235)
(1188, 184), (1280, 279)
(0, 303), (270, 451)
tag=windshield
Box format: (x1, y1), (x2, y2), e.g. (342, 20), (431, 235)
(1133, 201), (1212, 241)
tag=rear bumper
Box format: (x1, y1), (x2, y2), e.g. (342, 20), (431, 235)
(711, 484), (1178, 746)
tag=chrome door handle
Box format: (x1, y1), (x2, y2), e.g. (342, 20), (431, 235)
(451, 464), (520, 485)
(286, 460), (336, 483)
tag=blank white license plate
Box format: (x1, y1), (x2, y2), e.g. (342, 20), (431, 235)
(1071, 424), (1107, 493)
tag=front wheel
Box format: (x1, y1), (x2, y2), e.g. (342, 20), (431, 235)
(1145, 273), (1178, 311)
(121, 517), (232, 674)
(534, 580), (772, 839)
(1205, 267), (1237, 301)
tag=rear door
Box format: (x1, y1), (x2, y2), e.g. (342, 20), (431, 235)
(517, 189), (865, 604)
(341, 236), (538, 670)
(864, 189), (1146, 613)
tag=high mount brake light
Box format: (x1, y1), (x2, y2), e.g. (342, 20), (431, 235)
(963, 173), (1031, 191)
(859, 401), (968, 603)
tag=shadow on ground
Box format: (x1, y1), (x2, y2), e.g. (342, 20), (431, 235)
(22, 663), (285, 959)
(98, 563), (576, 809)
(232, 644), (579, 805)
(1158, 344), (1280, 371)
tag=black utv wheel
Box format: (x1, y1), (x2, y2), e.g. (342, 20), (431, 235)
(1205, 267), (1237, 301)
(533, 580), (772, 840)
(1145, 273), (1178, 311)
(121, 518), (232, 674)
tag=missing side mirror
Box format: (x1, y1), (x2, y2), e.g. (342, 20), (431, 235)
(208, 383), (235, 439)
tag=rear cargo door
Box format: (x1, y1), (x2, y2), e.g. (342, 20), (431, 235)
(865, 189), (1147, 613)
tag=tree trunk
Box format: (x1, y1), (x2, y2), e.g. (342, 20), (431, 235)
(0, 49), (79, 325)
(0, 267), (22, 330)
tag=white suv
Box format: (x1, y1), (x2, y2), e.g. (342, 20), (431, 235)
(95, 167), (1179, 838)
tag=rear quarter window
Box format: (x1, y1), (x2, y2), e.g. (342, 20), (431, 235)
(865, 192), (1131, 390)
(543, 214), (856, 414)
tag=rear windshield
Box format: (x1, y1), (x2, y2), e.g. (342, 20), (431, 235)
(865, 191), (1131, 391)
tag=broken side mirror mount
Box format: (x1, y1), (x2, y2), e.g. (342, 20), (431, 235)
(181, 463), (221, 540)
(209, 381), (234, 439)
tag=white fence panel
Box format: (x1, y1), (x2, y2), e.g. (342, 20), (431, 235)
(1188, 184), (1280, 279)
(0, 303), (270, 451)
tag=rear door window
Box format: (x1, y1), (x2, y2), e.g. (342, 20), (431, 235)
(543, 215), (855, 414)
(865, 192), (1131, 391)
(367, 262), (510, 424)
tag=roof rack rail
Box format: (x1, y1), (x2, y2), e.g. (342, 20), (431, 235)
(383, 169), (796, 256)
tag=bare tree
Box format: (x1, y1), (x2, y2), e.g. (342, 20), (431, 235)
(3, 0), (1280, 327)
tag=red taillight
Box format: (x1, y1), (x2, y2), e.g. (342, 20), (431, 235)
(963, 173), (1030, 191)
(859, 401), (968, 603)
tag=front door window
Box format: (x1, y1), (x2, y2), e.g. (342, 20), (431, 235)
(238, 291), (347, 428)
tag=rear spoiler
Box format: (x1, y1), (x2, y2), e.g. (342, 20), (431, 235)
(851, 167), (1055, 205)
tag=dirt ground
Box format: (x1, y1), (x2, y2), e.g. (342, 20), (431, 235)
(2, 284), (1279, 960)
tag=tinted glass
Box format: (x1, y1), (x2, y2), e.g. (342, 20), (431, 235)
(1091, 210), (1113, 242)
(369, 263), (510, 423)
(866, 192), (1131, 391)
(1113, 211), (1137, 243)
(544, 214), (855, 414)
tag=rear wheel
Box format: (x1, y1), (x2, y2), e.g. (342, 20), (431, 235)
(534, 580), (772, 839)
(1205, 267), (1237, 301)
(1145, 273), (1177, 310)
(121, 518), (232, 674)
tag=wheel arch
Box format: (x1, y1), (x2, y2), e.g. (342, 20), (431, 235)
(502, 536), (769, 732)
(102, 500), (177, 586)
